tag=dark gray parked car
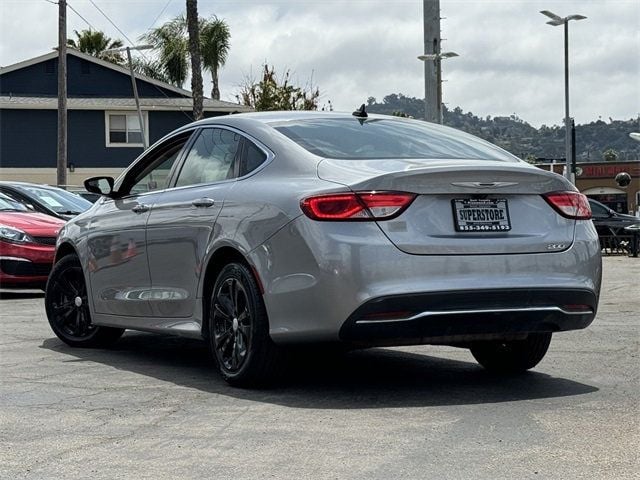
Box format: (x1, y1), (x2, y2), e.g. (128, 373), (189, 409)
(45, 112), (602, 387)
(0, 182), (93, 220)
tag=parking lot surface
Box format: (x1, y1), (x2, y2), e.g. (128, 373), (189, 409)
(1, 256), (638, 479)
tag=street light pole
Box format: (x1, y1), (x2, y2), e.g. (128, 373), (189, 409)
(125, 47), (147, 150)
(540, 10), (586, 184)
(104, 44), (153, 150)
(564, 20), (570, 182)
(418, 52), (459, 125)
(423, 0), (440, 123)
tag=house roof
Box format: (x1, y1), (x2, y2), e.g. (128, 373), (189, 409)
(1, 49), (194, 97)
(0, 95), (252, 113)
(0, 49), (252, 113)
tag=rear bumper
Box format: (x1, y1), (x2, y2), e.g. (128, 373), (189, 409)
(250, 216), (602, 345)
(339, 288), (596, 345)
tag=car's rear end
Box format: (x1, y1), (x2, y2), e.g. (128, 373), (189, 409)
(251, 115), (601, 349)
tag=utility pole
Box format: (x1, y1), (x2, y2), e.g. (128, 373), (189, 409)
(57, 0), (67, 186)
(422, 0), (440, 123)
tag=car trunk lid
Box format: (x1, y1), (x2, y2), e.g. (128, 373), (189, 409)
(317, 158), (577, 255)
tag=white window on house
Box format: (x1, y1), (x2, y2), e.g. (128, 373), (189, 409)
(105, 112), (148, 147)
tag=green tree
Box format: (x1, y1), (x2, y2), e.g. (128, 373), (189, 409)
(142, 13), (231, 97)
(67, 29), (124, 64)
(200, 16), (230, 100)
(603, 148), (619, 162)
(236, 64), (320, 111)
(142, 16), (189, 87)
(130, 57), (173, 84)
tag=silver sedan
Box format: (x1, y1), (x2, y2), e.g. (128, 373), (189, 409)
(45, 111), (602, 387)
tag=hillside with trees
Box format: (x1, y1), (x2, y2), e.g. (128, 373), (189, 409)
(366, 94), (640, 162)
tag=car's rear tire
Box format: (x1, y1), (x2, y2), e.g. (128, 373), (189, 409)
(45, 254), (124, 348)
(470, 332), (552, 373)
(208, 262), (283, 387)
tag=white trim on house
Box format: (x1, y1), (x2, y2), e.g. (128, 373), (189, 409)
(0, 96), (251, 113)
(104, 111), (150, 148)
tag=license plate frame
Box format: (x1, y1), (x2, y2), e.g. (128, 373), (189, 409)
(452, 198), (511, 232)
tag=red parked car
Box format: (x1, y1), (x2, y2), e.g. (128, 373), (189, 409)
(0, 192), (65, 289)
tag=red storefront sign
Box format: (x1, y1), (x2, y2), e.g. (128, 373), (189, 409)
(578, 163), (640, 178)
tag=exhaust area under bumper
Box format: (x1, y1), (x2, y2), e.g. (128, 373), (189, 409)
(339, 288), (597, 346)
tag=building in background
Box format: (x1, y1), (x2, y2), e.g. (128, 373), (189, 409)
(0, 49), (251, 185)
(539, 160), (640, 215)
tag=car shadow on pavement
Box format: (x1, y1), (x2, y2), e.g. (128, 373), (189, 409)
(40, 331), (598, 409)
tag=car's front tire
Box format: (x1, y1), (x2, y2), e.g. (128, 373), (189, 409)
(208, 262), (283, 387)
(45, 254), (124, 348)
(470, 332), (552, 373)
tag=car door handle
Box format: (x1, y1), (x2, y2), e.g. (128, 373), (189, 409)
(192, 198), (215, 208)
(131, 204), (150, 214)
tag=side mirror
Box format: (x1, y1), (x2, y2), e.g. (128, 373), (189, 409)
(84, 176), (115, 197)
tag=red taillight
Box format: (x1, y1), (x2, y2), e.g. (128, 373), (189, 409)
(543, 191), (591, 220)
(301, 191), (416, 221)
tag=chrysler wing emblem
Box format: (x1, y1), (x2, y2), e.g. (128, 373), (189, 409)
(451, 182), (519, 189)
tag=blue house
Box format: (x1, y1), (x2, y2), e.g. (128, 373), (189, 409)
(0, 49), (250, 183)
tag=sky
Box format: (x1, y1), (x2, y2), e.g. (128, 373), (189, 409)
(1, 0), (638, 127)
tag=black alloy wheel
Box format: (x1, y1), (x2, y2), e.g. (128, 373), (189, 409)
(213, 276), (252, 372)
(209, 262), (282, 387)
(45, 254), (124, 347)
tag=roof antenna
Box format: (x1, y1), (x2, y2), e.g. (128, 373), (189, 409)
(352, 103), (368, 119)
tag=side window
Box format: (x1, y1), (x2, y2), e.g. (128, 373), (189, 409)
(119, 132), (192, 196)
(239, 139), (268, 177)
(175, 128), (241, 187)
(130, 147), (181, 195)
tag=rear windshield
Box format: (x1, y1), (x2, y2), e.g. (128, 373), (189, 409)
(273, 118), (518, 162)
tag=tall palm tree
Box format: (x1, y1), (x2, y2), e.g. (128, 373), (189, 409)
(141, 16), (189, 88)
(67, 29), (124, 64)
(186, 0), (203, 120)
(142, 14), (231, 97)
(200, 16), (230, 100)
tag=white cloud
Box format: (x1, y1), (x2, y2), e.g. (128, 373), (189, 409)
(1, 0), (638, 127)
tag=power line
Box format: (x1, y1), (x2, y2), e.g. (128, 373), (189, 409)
(147, 0), (173, 33)
(87, 0), (137, 49)
(67, 1), (96, 31)
(85, 0), (207, 122)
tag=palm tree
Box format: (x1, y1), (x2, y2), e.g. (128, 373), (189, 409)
(142, 14), (231, 97)
(186, 0), (203, 120)
(67, 29), (124, 64)
(130, 57), (173, 85)
(200, 16), (230, 100)
(141, 16), (189, 87)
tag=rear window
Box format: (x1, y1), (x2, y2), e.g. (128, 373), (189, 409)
(273, 118), (518, 162)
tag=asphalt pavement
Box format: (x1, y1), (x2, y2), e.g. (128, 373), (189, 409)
(0, 256), (638, 479)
